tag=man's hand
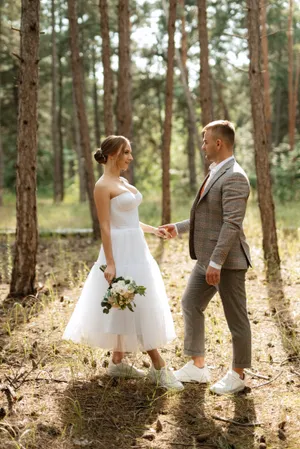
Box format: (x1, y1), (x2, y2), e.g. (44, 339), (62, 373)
(153, 227), (172, 239)
(159, 224), (177, 239)
(206, 265), (221, 286)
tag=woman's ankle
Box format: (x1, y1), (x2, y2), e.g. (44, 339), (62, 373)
(152, 361), (166, 370)
(112, 351), (124, 365)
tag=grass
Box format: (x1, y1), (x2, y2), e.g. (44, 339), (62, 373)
(0, 193), (299, 449)
(1, 190), (300, 232)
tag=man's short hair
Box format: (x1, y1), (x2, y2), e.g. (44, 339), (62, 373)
(202, 120), (235, 146)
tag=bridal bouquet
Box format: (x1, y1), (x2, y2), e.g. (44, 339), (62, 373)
(100, 265), (146, 314)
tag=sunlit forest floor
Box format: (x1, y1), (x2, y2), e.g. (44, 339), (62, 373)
(0, 197), (300, 449)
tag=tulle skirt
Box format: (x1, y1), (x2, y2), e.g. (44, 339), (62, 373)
(62, 228), (176, 352)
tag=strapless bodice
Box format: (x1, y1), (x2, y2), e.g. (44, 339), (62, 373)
(110, 190), (142, 229)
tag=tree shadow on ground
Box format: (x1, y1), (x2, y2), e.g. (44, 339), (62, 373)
(267, 277), (300, 368)
(168, 385), (257, 449)
(224, 395), (258, 449)
(58, 375), (169, 449)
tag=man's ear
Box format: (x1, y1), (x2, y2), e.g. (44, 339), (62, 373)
(216, 138), (222, 148)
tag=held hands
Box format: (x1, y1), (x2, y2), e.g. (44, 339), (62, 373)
(158, 224), (177, 239)
(206, 265), (221, 286)
(153, 227), (172, 239)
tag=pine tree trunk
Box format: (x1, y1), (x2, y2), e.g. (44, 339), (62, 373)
(294, 52), (300, 130)
(198, 0), (213, 174)
(246, 0), (281, 280)
(52, 0), (63, 202)
(161, 0), (176, 225)
(117, 0), (133, 183)
(179, 0), (197, 192)
(0, 133), (3, 207)
(67, 0), (100, 239)
(260, 0), (272, 146)
(92, 45), (102, 176)
(274, 48), (282, 146)
(92, 45), (101, 147)
(214, 78), (231, 121)
(288, 0), (295, 150)
(72, 89), (86, 203)
(99, 0), (114, 136)
(186, 111), (197, 192)
(58, 0), (64, 200)
(10, 0), (40, 297)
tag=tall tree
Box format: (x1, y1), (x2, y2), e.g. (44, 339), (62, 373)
(0, 133), (3, 206)
(72, 89), (86, 203)
(117, 0), (133, 182)
(288, 0), (295, 150)
(294, 51), (300, 131)
(10, 0), (40, 297)
(161, 0), (176, 225)
(92, 45), (101, 148)
(52, 0), (63, 202)
(260, 0), (272, 145)
(99, 0), (114, 136)
(67, 0), (100, 239)
(198, 0), (213, 173)
(163, 0), (202, 187)
(246, 0), (281, 279)
(57, 0), (64, 200)
(179, 0), (197, 192)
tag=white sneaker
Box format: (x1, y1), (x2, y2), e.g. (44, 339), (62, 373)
(174, 361), (211, 383)
(210, 370), (245, 395)
(148, 366), (184, 391)
(107, 360), (145, 378)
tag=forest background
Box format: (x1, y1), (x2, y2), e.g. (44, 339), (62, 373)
(1, 0), (300, 226)
(0, 1), (300, 449)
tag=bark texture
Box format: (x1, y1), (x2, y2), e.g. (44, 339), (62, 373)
(99, 0), (114, 136)
(52, 0), (63, 202)
(0, 133), (3, 207)
(179, 0), (197, 192)
(288, 0), (295, 150)
(260, 0), (272, 145)
(117, 0), (133, 182)
(198, 0), (213, 173)
(161, 0), (176, 225)
(68, 0), (100, 238)
(247, 0), (281, 279)
(72, 89), (86, 203)
(10, 0), (40, 297)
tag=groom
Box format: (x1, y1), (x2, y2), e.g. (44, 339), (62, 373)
(161, 120), (252, 395)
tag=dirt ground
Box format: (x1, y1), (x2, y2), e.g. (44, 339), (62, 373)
(0, 233), (299, 449)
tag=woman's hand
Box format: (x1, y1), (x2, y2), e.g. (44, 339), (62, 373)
(153, 227), (172, 239)
(104, 263), (116, 284)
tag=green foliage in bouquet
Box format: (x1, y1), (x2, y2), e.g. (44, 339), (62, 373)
(100, 265), (146, 314)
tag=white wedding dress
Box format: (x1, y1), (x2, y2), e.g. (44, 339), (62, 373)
(63, 189), (176, 352)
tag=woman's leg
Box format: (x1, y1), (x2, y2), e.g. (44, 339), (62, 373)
(112, 351), (124, 364)
(147, 349), (165, 370)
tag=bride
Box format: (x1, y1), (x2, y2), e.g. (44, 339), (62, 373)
(63, 135), (183, 391)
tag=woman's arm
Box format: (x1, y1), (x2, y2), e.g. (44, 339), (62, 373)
(139, 221), (169, 238)
(94, 183), (115, 283)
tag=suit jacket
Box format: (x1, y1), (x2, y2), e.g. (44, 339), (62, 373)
(176, 158), (251, 270)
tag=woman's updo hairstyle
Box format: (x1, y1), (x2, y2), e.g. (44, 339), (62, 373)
(94, 135), (130, 165)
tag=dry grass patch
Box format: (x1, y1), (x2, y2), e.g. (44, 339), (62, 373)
(0, 233), (299, 449)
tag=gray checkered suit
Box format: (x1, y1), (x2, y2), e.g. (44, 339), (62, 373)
(176, 158), (252, 368)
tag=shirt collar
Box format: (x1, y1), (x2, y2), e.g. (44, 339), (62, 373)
(209, 155), (235, 174)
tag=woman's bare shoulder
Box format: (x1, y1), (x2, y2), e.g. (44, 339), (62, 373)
(94, 177), (111, 195)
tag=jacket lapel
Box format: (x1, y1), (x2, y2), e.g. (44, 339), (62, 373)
(192, 173), (210, 209)
(198, 158), (235, 203)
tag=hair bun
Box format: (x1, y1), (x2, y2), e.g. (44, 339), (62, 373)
(94, 149), (107, 164)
